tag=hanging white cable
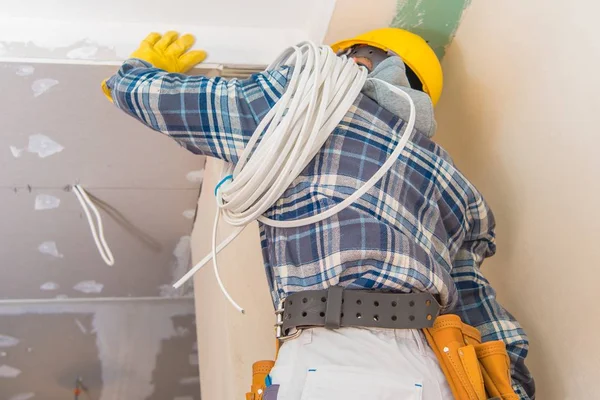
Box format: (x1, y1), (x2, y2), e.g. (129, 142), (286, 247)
(173, 42), (417, 313)
(73, 184), (115, 266)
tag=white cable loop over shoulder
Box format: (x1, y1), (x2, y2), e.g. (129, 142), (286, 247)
(73, 184), (115, 266)
(173, 42), (416, 314)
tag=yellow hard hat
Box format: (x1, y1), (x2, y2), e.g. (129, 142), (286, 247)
(331, 28), (443, 106)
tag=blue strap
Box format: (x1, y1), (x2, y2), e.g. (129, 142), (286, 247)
(214, 174), (233, 196)
(265, 374), (272, 387)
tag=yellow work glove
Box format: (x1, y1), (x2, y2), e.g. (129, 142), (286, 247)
(130, 31), (207, 73)
(101, 31), (207, 102)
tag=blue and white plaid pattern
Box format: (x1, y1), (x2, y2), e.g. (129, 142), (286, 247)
(107, 59), (535, 398)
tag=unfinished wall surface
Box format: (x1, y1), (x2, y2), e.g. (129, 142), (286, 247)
(192, 160), (275, 400)
(1, 1), (341, 398)
(0, 300), (199, 400)
(324, 0), (473, 58)
(436, 0), (600, 398)
(0, 61), (204, 398)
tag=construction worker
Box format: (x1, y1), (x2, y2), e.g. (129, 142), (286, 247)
(102, 29), (535, 399)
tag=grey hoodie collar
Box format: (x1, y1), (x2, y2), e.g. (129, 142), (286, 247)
(362, 56), (437, 138)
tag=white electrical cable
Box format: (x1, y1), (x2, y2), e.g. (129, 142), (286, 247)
(172, 42), (417, 314)
(73, 184), (115, 266)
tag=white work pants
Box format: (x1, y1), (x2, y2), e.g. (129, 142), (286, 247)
(269, 327), (453, 400)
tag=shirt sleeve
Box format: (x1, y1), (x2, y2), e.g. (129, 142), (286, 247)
(451, 197), (536, 399)
(105, 58), (291, 164)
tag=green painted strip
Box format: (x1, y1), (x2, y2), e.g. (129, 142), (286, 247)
(391, 0), (472, 59)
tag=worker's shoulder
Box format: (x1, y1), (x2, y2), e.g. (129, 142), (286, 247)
(232, 66), (293, 105)
(411, 132), (454, 165)
(352, 93), (454, 166)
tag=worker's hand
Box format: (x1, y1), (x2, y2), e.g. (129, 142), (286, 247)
(100, 31), (207, 104)
(101, 79), (113, 103)
(130, 31), (207, 73)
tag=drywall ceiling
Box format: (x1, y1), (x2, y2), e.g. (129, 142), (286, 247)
(0, 60), (204, 398)
(0, 62), (205, 299)
(0, 0), (337, 65)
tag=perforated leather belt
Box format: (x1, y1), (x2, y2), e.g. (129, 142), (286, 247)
(275, 287), (441, 341)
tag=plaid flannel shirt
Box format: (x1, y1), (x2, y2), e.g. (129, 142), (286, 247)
(107, 58), (535, 398)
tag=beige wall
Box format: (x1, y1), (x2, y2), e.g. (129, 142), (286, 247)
(435, 1), (600, 398)
(192, 159), (275, 400)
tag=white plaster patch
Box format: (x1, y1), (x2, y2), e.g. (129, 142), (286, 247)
(67, 46), (99, 59)
(179, 376), (200, 385)
(91, 305), (194, 400)
(174, 397), (194, 400)
(40, 282), (59, 291)
(9, 146), (24, 158)
(16, 65), (35, 76)
(73, 280), (104, 294)
(188, 353), (199, 366)
(0, 352), (6, 357)
(158, 285), (175, 298)
(38, 241), (64, 258)
(55, 294), (68, 300)
(9, 393), (35, 400)
(27, 347), (33, 353)
(27, 134), (64, 158)
(186, 170), (204, 183)
(32, 78), (59, 97)
(0, 364), (22, 378)
(75, 319), (88, 334)
(159, 236), (191, 297)
(35, 194), (61, 211)
(0, 300), (196, 400)
(182, 209), (196, 220)
(192, 342), (198, 351)
(0, 334), (19, 348)
(175, 327), (190, 337)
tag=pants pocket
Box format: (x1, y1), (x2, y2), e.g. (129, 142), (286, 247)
(299, 366), (423, 400)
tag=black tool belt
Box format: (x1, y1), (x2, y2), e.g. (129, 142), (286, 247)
(275, 286), (441, 341)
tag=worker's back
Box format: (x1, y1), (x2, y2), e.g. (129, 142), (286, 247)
(106, 53), (533, 397)
(259, 89), (465, 308)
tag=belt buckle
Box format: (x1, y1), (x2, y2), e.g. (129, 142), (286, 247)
(275, 299), (303, 342)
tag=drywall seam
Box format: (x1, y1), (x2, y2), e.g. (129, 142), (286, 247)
(0, 56), (224, 69)
(93, 306), (181, 400)
(0, 296), (194, 306)
(8, 393), (35, 400)
(391, 0), (472, 58)
(3, 186), (200, 191)
(0, 301), (195, 400)
(0, 0), (337, 66)
(159, 236), (192, 297)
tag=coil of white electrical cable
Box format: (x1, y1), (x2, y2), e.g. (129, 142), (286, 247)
(173, 42), (416, 314)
